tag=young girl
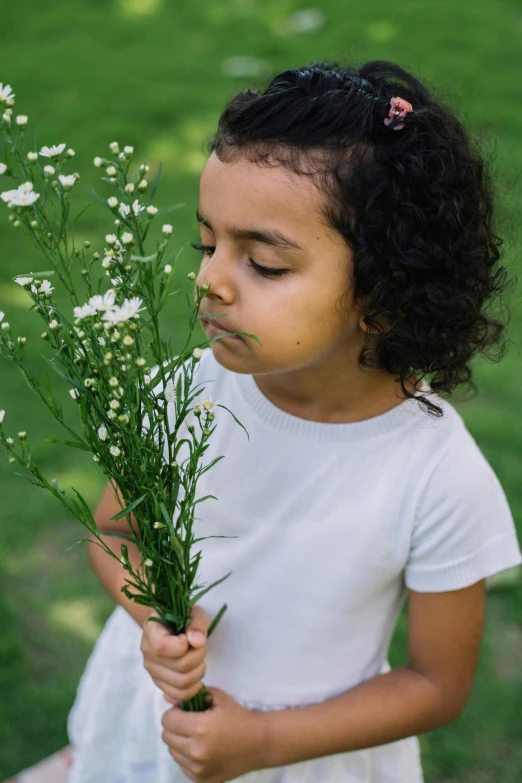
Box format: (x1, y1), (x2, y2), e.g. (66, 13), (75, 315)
(66, 59), (522, 783)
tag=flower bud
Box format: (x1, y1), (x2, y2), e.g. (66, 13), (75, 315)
(30, 220), (38, 229)
(162, 224), (173, 237)
(146, 205), (158, 216)
(109, 142), (120, 154)
(27, 151), (38, 162)
(93, 157), (103, 167)
(66, 148), (75, 157)
(137, 179), (147, 191)
(124, 183), (135, 194)
(106, 166), (117, 177)
(187, 272), (196, 281)
(164, 265), (172, 274)
(18, 431), (27, 439)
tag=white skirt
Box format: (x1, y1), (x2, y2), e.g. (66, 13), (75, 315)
(66, 607), (424, 783)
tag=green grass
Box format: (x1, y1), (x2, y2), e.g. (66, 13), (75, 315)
(1, 0), (522, 779)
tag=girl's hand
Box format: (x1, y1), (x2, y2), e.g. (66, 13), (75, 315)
(161, 686), (267, 783)
(140, 605), (209, 705)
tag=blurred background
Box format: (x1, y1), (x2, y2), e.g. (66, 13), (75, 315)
(1, 1), (521, 780)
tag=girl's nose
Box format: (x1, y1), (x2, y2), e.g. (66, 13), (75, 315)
(195, 253), (235, 303)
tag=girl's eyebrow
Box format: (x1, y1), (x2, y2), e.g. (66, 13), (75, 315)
(196, 209), (304, 252)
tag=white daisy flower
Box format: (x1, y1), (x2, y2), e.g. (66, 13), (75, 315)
(39, 143), (67, 158)
(101, 258), (112, 269)
(164, 380), (176, 403)
(0, 84), (15, 102)
(14, 277), (33, 286)
(98, 425), (108, 441)
(110, 445), (121, 457)
(39, 280), (54, 295)
(1, 189), (16, 203)
(8, 189), (40, 208)
(69, 388), (78, 399)
(89, 290), (116, 312)
(197, 392), (220, 411)
(58, 174), (77, 188)
(131, 199), (144, 216)
(73, 303), (97, 319)
(102, 296), (145, 324)
(118, 203), (130, 218)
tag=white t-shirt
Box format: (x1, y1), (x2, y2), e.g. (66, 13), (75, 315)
(67, 347), (522, 783)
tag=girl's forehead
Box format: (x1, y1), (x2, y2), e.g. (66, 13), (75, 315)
(199, 152), (327, 230)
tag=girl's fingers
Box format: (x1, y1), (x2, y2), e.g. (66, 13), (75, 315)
(143, 644), (206, 672)
(144, 658), (207, 687)
(154, 678), (203, 703)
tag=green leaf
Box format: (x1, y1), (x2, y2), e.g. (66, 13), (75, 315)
(189, 571), (233, 607)
(193, 494), (218, 506)
(207, 603), (228, 638)
(45, 438), (91, 451)
(163, 611), (186, 626)
(216, 404), (250, 441)
(110, 493), (147, 521)
(130, 252), (158, 263)
(98, 530), (137, 544)
(148, 161), (163, 204)
(43, 372), (61, 418)
(155, 204), (186, 217)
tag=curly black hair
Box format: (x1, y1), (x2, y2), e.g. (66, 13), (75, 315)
(204, 59), (515, 417)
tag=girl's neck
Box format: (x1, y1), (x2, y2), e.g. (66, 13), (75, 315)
(252, 365), (418, 425)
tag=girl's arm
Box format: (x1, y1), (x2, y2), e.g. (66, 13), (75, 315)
(87, 479), (154, 628)
(259, 579), (485, 769)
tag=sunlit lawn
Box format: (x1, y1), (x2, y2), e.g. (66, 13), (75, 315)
(1, 0), (521, 779)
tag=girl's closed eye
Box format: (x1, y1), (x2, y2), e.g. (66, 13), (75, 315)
(190, 242), (290, 279)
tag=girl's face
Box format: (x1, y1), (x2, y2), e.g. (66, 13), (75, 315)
(195, 151), (368, 377)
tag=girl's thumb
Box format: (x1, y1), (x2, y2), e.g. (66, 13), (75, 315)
(186, 605), (208, 646)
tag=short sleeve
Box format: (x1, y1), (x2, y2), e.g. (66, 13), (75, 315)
(405, 427), (522, 592)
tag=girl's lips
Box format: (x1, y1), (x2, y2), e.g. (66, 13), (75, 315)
(203, 318), (243, 340)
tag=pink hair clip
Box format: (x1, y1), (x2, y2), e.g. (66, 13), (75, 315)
(383, 96), (413, 130)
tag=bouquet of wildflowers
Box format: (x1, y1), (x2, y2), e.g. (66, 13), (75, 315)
(0, 81), (257, 712)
